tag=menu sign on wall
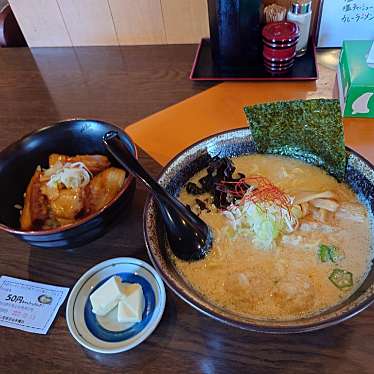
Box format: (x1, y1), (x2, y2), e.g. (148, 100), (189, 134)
(317, 0), (374, 48)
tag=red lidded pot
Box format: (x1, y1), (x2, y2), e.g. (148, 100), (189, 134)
(262, 21), (300, 44)
(262, 21), (300, 73)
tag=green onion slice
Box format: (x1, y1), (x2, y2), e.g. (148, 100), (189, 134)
(318, 244), (342, 263)
(319, 245), (330, 262)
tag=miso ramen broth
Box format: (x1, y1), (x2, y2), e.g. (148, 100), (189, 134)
(176, 154), (373, 320)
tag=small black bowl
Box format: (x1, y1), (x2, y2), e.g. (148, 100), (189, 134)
(0, 119), (137, 249)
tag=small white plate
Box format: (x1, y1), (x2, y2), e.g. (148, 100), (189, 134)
(66, 257), (166, 354)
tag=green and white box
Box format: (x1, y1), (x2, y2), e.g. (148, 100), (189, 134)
(338, 40), (374, 118)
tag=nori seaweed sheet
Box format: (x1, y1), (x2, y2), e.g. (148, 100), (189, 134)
(243, 99), (347, 182)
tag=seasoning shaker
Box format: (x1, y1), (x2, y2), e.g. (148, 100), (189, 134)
(287, 0), (312, 57)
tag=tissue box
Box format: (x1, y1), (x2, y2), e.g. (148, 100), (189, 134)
(337, 40), (374, 118)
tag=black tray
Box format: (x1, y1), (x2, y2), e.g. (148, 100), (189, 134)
(190, 38), (318, 81)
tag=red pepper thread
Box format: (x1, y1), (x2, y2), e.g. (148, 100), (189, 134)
(216, 176), (291, 209)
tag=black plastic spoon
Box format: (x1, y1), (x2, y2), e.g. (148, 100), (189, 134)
(103, 131), (212, 261)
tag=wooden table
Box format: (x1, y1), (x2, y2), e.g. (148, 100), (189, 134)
(0, 45), (373, 374)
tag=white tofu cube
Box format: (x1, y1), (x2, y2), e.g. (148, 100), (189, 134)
(90, 276), (125, 316)
(118, 301), (140, 323)
(117, 283), (144, 323)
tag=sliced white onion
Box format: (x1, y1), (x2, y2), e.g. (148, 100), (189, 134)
(46, 162), (92, 189)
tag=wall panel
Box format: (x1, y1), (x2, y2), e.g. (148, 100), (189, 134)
(9, 0), (322, 47)
(9, 0), (71, 47)
(57, 0), (118, 46)
(161, 0), (209, 44)
(108, 0), (166, 45)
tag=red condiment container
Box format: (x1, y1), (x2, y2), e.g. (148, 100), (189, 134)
(262, 21), (300, 44)
(262, 21), (300, 73)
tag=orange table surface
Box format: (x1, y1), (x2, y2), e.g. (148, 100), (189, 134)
(126, 64), (374, 167)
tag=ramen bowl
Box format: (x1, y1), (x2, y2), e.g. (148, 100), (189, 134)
(0, 119), (136, 249)
(144, 128), (374, 333)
